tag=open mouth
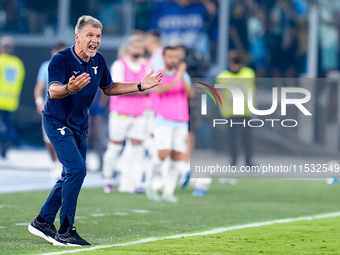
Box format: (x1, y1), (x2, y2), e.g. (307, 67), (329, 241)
(89, 45), (97, 50)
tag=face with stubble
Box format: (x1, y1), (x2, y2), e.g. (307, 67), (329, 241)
(163, 49), (180, 70)
(127, 41), (145, 61)
(75, 24), (101, 61)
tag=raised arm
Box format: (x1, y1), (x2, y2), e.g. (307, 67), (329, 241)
(154, 62), (187, 95)
(103, 69), (162, 96)
(49, 73), (91, 99)
(34, 80), (47, 113)
(154, 75), (181, 94)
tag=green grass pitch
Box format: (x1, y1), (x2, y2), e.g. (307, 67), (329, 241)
(88, 216), (340, 255)
(0, 178), (339, 255)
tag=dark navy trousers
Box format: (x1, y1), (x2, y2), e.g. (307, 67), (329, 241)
(40, 117), (88, 226)
(0, 110), (19, 147)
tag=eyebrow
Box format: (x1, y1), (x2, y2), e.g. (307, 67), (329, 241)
(86, 32), (101, 36)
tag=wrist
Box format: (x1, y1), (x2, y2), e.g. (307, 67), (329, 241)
(65, 84), (76, 95)
(35, 96), (44, 105)
(137, 81), (145, 92)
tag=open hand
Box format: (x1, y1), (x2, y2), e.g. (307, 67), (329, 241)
(68, 73), (91, 93)
(141, 69), (163, 90)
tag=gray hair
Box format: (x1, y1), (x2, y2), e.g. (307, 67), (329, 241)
(127, 35), (144, 46)
(75, 15), (102, 35)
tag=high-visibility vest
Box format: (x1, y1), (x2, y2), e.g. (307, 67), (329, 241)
(0, 54), (25, 112)
(216, 67), (255, 118)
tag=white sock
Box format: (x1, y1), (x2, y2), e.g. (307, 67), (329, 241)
(180, 160), (190, 176)
(146, 157), (162, 189)
(102, 142), (123, 185)
(130, 144), (145, 188)
(162, 160), (186, 197)
(117, 140), (131, 172)
(120, 144), (144, 192)
(155, 157), (170, 190)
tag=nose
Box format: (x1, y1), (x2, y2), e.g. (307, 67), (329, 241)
(92, 36), (99, 44)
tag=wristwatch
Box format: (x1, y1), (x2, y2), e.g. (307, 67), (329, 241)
(137, 81), (145, 92)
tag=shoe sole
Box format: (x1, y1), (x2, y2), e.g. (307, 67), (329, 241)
(53, 240), (82, 247)
(28, 224), (56, 244)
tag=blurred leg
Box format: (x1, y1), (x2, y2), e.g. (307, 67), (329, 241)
(228, 118), (238, 166)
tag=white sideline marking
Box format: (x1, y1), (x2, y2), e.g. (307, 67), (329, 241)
(114, 212), (128, 216)
(0, 226), (5, 229)
(36, 211), (340, 255)
(90, 214), (106, 217)
(15, 223), (30, 226)
(131, 209), (150, 214)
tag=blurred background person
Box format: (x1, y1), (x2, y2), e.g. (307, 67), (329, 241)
(148, 0), (214, 55)
(319, 4), (339, 77)
(217, 49), (255, 184)
(144, 29), (165, 192)
(102, 35), (151, 194)
(145, 46), (190, 203)
(174, 44), (193, 188)
(268, 0), (297, 78)
(145, 29), (164, 71)
(175, 45), (188, 62)
(229, 2), (249, 52)
(247, 5), (267, 78)
(0, 36), (25, 159)
(34, 41), (66, 179)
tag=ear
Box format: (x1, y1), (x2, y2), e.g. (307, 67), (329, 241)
(75, 33), (79, 43)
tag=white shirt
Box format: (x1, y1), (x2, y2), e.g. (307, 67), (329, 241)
(111, 56), (149, 82)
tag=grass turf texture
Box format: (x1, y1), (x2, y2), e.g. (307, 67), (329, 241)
(0, 178), (339, 255)
(88, 216), (340, 255)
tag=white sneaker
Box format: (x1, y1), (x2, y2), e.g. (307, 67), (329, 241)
(161, 195), (178, 203)
(326, 178), (339, 185)
(145, 186), (160, 202)
(103, 184), (115, 193)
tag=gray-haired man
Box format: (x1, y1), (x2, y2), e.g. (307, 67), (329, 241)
(28, 15), (162, 246)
